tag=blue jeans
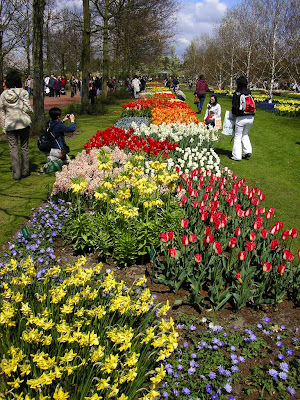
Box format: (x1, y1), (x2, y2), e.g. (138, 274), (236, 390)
(197, 93), (206, 110)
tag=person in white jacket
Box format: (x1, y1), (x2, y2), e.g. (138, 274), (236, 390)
(131, 75), (141, 99)
(204, 94), (221, 127)
(0, 70), (33, 180)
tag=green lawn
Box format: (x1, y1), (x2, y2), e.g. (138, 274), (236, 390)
(185, 90), (300, 252)
(0, 100), (124, 248)
(0, 93), (299, 253)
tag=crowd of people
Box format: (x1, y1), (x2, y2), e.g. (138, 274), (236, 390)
(0, 68), (257, 181)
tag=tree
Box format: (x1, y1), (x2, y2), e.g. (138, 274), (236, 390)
(81, 0), (91, 110)
(0, 0), (26, 92)
(32, 0), (45, 128)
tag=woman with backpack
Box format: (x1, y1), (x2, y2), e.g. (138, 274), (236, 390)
(231, 76), (255, 161)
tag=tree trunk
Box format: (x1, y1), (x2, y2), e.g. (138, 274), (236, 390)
(26, 6), (31, 76)
(81, 0), (91, 112)
(246, 43), (252, 83)
(32, 0), (45, 129)
(101, 0), (109, 99)
(0, 31), (3, 93)
(229, 48), (234, 94)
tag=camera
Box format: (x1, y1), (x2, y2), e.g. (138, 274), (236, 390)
(66, 114), (70, 119)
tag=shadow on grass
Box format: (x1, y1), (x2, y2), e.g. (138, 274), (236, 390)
(215, 147), (232, 159)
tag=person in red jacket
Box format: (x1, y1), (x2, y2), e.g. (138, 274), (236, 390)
(195, 75), (209, 114)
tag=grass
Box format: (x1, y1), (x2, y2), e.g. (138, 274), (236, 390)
(0, 99), (124, 248)
(0, 92), (299, 253)
(185, 90), (300, 253)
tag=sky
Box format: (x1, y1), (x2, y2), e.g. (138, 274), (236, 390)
(61, 0), (240, 58)
(173, 0), (240, 57)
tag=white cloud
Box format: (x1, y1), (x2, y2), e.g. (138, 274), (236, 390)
(172, 0), (228, 57)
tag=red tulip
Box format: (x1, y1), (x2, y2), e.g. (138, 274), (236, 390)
(182, 235), (189, 246)
(262, 262), (272, 272)
(249, 232), (256, 241)
(266, 207), (275, 219)
(253, 218), (262, 230)
(176, 184), (182, 192)
(168, 247), (177, 258)
(270, 239), (279, 250)
(245, 208), (252, 217)
(195, 253), (202, 263)
(160, 232), (168, 242)
(281, 230), (289, 241)
(277, 263), (286, 275)
(167, 231), (174, 241)
(282, 249), (294, 261)
(235, 227), (241, 237)
(205, 226), (211, 236)
(237, 209), (244, 217)
(238, 251), (246, 261)
(181, 218), (188, 228)
(260, 228), (268, 239)
(189, 234), (197, 243)
(192, 200), (198, 208)
(245, 241), (256, 252)
(236, 271), (241, 279)
(229, 237), (237, 248)
(289, 228), (298, 238)
(213, 241), (222, 254)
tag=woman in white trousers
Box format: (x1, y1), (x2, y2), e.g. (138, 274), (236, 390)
(231, 76), (255, 161)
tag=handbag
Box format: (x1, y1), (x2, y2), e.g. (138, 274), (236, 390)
(215, 116), (222, 130)
(222, 111), (235, 135)
(47, 160), (63, 173)
(194, 95), (200, 104)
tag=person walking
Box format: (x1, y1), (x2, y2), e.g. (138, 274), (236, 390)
(131, 75), (141, 99)
(231, 76), (255, 161)
(0, 70), (33, 180)
(195, 74), (209, 114)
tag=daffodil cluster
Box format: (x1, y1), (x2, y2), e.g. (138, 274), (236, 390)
(0, 257), (178, 399)
(92, 152), (178, 217)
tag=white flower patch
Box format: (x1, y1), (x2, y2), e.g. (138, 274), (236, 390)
(168, 147), (221, 176)
(132, 122), (219, 149)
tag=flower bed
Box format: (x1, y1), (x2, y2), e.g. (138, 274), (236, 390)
(156, 168), (300, 311)
(0, 257), (178, 399)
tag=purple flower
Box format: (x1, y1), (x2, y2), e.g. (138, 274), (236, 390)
(37, 257), (44, 263)
(224, 383), (232, 393)
(191, 353), (197, 359)
(182, 388), (190, 395)
(269, 369), (278, 378)
(177, 364), (183, 370)
(162, 392), (169, 398)
(276, 341), (283, 347)
(239, 356), (245, 363)
(189, 324), (196, 331)
(286, 348), (293, 356)
(280, 362), (289, 372)
(224, 370), (231, 377)
(206, 384), (213, 393)
(208, 372), (216, 379)
(188, 367), (196, 375)
(172, 389), (179, 396)
(183, 342), (189, 348)
(211, 394), (218, 400)
(286, 387), (296, 396)
(231, 366), (239, 373)
(278, 354), (285, 360)
(263, 317), (271, 323)
(257, 323), (263, 329)
(279, 372), (287, 380)
(230, 346), (236, 351)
